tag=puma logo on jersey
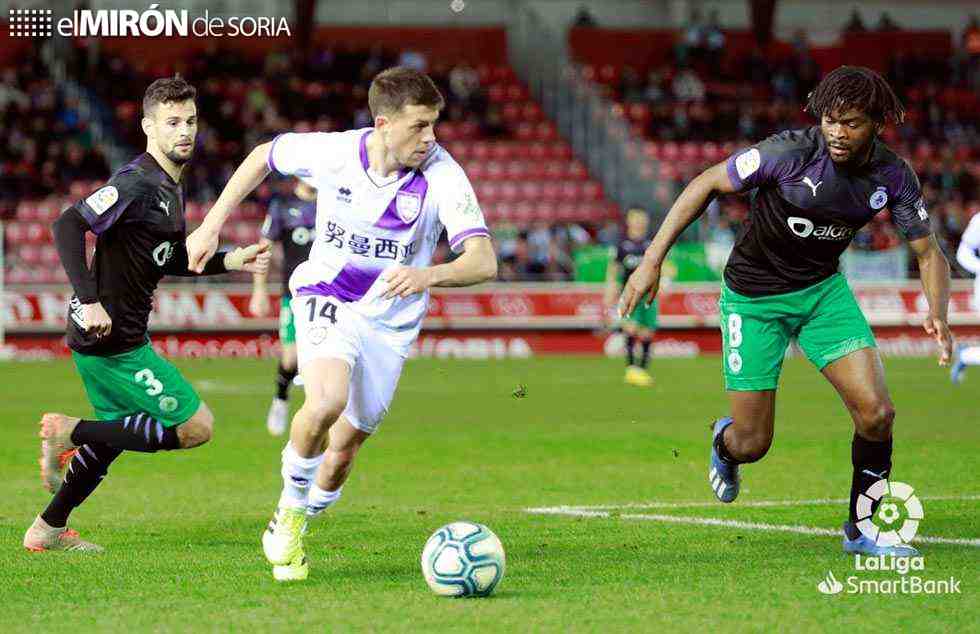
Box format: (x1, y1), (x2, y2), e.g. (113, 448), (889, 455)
(158, 198), (170, 215)
(801, 176), (822, 197)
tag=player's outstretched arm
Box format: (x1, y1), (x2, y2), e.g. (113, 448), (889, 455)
(164, 241), (271, 277)
(909, 234), (953, 366)
(603, 251), (622, 325)
(186, 141), (274, 273)
(619, 161), (735, 317)
(249, 238), (274, 317)
(383, 236), (497, 299)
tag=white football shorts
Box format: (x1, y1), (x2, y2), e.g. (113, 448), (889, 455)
(291, 295), (405, 434)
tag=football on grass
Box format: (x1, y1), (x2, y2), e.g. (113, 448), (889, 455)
(421, 521), (505, 597)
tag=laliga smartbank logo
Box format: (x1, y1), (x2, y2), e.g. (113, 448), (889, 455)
(8, 4), (291, 39)
(817, 480), (962, 596)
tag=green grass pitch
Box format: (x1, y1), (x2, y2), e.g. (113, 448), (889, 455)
(1, 355), (976, 632)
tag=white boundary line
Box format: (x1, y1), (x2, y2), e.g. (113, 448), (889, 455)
(528, 494), (980, 512)
(525, 495), (980, 548)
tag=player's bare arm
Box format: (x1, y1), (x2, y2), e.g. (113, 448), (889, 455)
(908, 234), (953, 365)
(186, 141), (274, 272)
(249, 238), (275, 317)
(603, 254), (623, 323)
(619, 161), (735, 316)
(383, 236), (496, 299)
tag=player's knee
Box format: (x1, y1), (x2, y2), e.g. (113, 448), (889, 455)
(856, 400), (895, 440)
(729, 425), (773, 463)
(305, 394), (347, 431)
(178, 405), (214, 449)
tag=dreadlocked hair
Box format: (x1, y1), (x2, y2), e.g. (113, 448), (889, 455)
(804, 65), (905, 125)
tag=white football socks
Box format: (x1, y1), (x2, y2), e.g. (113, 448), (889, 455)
(306, 484), (343, 517)
(278, 442), (324, 510)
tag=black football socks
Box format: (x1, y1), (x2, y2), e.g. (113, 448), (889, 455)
(640, 340), (652, 369)
(847, 433), (892, 539)
(276, 363), (298, 401)
(71, 414), (180, 452)
(41, 443), (122, 527)
(626, 335), (636, 367)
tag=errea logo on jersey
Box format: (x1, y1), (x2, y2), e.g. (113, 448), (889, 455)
(787, 217), (855, 241)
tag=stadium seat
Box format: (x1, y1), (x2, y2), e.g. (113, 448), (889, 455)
(26, 222), (47, 245)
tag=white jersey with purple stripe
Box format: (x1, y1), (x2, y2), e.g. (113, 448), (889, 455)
(267, 127), (490, 353)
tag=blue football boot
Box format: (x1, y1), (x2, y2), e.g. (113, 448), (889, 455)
(950, 345), (966, 385)
(842, 522), (920, 557)
(708, 417), (740, 503)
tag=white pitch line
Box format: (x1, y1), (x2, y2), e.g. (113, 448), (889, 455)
(526, 507), (980, 547)
(528, 494), (980, 512)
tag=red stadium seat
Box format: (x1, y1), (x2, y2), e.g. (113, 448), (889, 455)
(541, 182), (562, 201)
(534, 122), (557, 142)
(511, 142), (533, 160)
(489, 142), (516, 161)
(501, 102), (521, 123)
(513, 201), (534, 223)
(552, 143), (573, 160)
(40, 244), (60, 266)
(16, 201), (38, 221)
(438, 122), (460, 141)
(26, 222), (47, 245)
(499, 181), (520, 202)
(487, 84), (506, 103)
(520, 181), (544, 201)
(471, 142), (492, 161)
(520, 102), (542, 122)
(535, 201), (558, 222)
(514, 122), (535, 141)
(19, 245), (41, 265)
(5, 222), (25, 243)
(582, 181), (603, 200)
(505, 84), (527, 102)
(458, 121), (480, 139)
(446, 141), (468, 159)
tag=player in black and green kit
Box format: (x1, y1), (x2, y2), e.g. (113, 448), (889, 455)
(248, 179), (317, 435)
(620, 67), (953, 557)
(23, 77), (271, 552)
(605, 207), (658, 386)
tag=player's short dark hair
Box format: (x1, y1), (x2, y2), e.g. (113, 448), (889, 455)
(368, 66), (445, 119)
(142, 75), (197, 118)
(804, 65), (905, 124)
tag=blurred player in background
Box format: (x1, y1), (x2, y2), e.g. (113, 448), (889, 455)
(24, 76), (270, 552)
(185, 66), (498, 581)
(249, 179), (318, 435)
(951, 210), (980, 383)
(620, 66), (952, 557)
(604, 207), (658, 386)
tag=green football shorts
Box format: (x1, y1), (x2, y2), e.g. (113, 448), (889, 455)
(624, 298), (659, 331)
(718, 273), (876, 391)
(72, 342), (201, 426)
(279, 295), (296, 344)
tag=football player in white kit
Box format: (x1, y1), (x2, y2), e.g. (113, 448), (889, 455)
(185, 67), (497, 580)
(952, 211), (980, 383)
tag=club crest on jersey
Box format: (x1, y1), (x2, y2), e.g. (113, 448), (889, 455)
(395, 191), (422, 223)
(85, 186), (118, 216)
(870, 187), (888, 210)
(735, 148), (761, 180)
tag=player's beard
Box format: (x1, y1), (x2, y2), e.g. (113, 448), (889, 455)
(164, 144), (194, 165)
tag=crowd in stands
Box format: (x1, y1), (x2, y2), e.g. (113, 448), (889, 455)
(3, 19), (980, 283)
(585, 15), (980, 276)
